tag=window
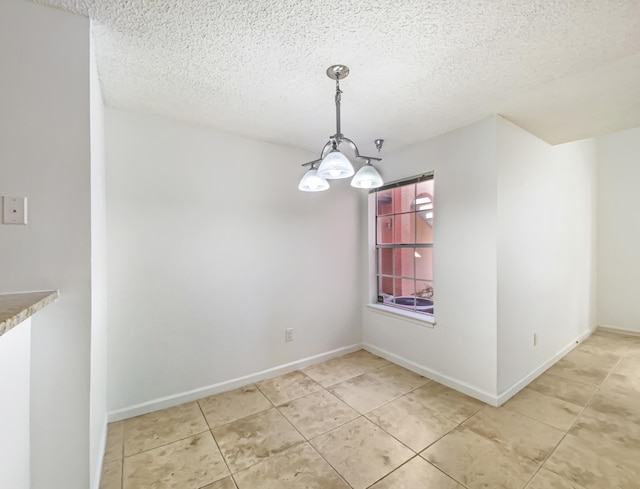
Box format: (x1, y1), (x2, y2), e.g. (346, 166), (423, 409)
(374, 174), (434, 316)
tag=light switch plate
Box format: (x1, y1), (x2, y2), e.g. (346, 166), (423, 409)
(3, 196), (27, 224)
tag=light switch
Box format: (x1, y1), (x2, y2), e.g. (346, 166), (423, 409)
(3, 196), (27, 224)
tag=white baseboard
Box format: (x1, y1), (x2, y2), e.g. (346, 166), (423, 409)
(108, 343), (362, 422)
(598, 325), (640, 336)
(365, 328), (595, 408)
(496, 328), (594, 406)
(91, 413), (109, 489)
(363, 343), (500, 407)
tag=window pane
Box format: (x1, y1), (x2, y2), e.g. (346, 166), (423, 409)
(415, 280), (434, 299)
(394, 184), (416, 214)
(416, 179), (434, 200)
(415, 280), (434, 314)
(415, 247), (433, 281)
(415, 212), (433, 244)
(398, 278), (415, 298)
(378, 276), (393, 299)
(393, 248), (415, 279)
(377, 216), (393, 244)
(378, 248), (393, 276)
(376, 190), (393, 216)
(395, 213), (415, 244)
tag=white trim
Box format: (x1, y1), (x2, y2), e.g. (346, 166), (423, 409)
(366, 304), (435, 327)
(363, 343), (499, 406)
(107, 344), (362, 422)
(91, 413), (109, 489)
(597, 325), (640, 336)
(365, 328), (595, 408)
(496, 328), (594, 406)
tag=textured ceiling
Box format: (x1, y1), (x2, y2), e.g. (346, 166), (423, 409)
(35, 0), (640, 153)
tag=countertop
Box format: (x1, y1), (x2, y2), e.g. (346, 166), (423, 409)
(0, 291), (59, 337)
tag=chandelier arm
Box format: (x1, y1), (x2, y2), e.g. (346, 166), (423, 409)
(319, 140), (334, 159)
(339, 137), (361, 159)
(301, 158), (322, 168)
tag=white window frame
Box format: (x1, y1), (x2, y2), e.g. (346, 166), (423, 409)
(367, 172), (435, 326)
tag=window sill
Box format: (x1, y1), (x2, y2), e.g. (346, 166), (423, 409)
(366, 303), (435, 328)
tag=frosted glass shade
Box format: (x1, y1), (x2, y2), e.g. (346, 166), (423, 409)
(351, 163), (383, 189)
(298, 168), (330, 192)
(317, 149), (355, 179)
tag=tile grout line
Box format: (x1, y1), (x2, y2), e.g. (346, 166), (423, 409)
(274, 383), (357, 489)
(272, 359), (413, 488)
(121, 426), (213, 459)
(208, 382), (306, 480)
(195, 399), (237, 488)
(521, 344), (627, 489)
(316, 369), (483, 487)
(104, 342), (638, 489)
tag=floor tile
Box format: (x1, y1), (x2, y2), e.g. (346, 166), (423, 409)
(123, 402), (209, 456)
(366, 392), (458, 452)
(233, 443), (349, 489)
(626, 341), (640, 358)
(563, 347), (620, 370)
(410, 382), (485, 423)
(123, 432), (229, 489)
(545, 350), (615, 386)
(311, 416), (413, 489)
(277, 389), (358, 439)
(570, 406), (640, 450)
(302, 355), (369, 387)
(588, 383), (640, 425)
(212, 407), (304, 473)
(463, 406), (563, 463)
(328, 372), (405, 413)
(200, 476), (237, 489)
(104, 421), (124, 462)
(369, 456), (462, 489)
(421, 427), (539, 489)
(341, 349), (390, 371)
(527, 372), (597, 407)
(544, 433), (640, 489)
(365, 363), (430, 393)
(613, 356), (640, 377)
(99, 331), (640, 489)
(601, 370), (640, 392)
(198, 385), (272, 429)
(525, 467), (587, 489)
(503, 388), (582, 431)
(256, 371), (322, 405)
(579, 333), (630, 356)
(100, 460), (122, 489)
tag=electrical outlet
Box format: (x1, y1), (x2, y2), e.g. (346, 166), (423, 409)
(285, 328), (293, 342)
(533, 333), (538, 346)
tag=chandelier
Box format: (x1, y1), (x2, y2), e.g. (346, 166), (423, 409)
(298, 65), (384, 192)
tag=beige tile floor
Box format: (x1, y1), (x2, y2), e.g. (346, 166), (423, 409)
(100, 330), (640, 489)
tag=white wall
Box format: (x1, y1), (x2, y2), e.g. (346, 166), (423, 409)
(105, 108), (363, 413)
(596, 127), (640, 333)
(0, 1), (92, 488)
(496, 117), (597, 394)
(362, 118), (499, 401)
(89, 25), (109, 489)
(0, 321), (31, 489)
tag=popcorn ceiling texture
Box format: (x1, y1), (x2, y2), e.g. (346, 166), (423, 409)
(35, 0), (640, 151)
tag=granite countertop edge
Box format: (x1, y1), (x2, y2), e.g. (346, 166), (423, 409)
(0, 290), (59, 337)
